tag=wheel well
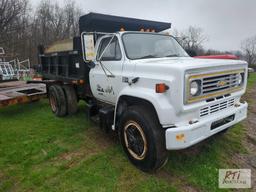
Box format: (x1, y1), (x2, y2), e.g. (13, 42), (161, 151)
(115, 95), (160, 130)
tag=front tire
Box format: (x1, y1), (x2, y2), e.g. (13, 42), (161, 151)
(119, 105), (168, 172)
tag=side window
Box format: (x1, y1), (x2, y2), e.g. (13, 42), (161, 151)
(97, 37), (122, 61)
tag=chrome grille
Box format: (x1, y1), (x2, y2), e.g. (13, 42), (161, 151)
(200, 98), (235, 117)
(186, 69), (245, 104)
(202, 73), (240, 94)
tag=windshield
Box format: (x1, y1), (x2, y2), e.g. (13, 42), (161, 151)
(122, 33), (188, 60)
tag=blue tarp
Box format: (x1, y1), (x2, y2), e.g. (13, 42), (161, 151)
(79, 12), (171, 33)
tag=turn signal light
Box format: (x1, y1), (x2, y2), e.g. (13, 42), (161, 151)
(155, 83), (169, 93)
(176, 134), (185, 141)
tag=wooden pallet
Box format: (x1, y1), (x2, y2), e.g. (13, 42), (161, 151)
(0, 81), (46, 108)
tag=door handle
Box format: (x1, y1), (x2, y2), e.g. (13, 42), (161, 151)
(107, 74), (115, 78)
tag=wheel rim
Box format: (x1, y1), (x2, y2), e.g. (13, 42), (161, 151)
(124, 121), (147, 160)
(49, 93), (57, 112)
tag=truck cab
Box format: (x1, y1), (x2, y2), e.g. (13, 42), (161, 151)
(40, 13), (248, 172)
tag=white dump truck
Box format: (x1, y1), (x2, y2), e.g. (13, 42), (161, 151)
(39, 13), (248, 172)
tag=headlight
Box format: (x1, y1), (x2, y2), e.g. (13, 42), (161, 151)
(190, 80), (201, 96)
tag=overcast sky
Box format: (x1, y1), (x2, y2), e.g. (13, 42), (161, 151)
(31, 0), (256, 51)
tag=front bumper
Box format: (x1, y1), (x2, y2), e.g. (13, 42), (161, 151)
(165, 102), (248, 150)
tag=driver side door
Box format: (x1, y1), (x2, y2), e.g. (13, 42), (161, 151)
(89, 36), (124, 104)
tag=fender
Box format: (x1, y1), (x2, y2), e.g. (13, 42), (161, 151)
(113, 86), (176, 130)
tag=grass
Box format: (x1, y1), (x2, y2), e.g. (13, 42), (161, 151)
(0, 102), (177, 192)
(0, 73), (255, 192)
(247, 72), (256, 88)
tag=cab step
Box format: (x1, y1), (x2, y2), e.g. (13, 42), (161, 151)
(99, 106), (114, 133)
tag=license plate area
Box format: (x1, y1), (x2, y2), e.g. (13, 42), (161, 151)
(211, 114), (235, 130)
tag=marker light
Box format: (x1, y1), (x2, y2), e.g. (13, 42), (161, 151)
(176, 134), (185, 141)
(79, 80), (85, 84)
(156, 83), (169, 93)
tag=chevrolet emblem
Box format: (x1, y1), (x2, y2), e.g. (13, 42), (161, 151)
(217, 80), (227, 87)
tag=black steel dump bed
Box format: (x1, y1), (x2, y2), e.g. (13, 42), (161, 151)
(39, 37), (88, 82)
(39, 13), (171, 98)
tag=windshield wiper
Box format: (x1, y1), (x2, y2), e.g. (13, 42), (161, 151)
(164, 54), (179, 57)
(136, 55), (158, 59)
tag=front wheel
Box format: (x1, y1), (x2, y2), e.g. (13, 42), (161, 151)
(118, 105), (168, 172)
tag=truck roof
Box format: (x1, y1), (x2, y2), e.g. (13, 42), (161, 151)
(79, 12), (171, 33)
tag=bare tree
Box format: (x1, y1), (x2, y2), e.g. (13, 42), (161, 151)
(174, 26), (207, 56)
(63, 1), (81, 38)
(0, 0), (83, 65)
(241, 35), (256, 65)
(31, 0), (81, 45)
(0, 0), (29, 42)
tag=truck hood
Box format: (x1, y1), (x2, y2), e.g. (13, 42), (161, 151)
(130, 56), (247, 118)
(132, 57), (247, 71)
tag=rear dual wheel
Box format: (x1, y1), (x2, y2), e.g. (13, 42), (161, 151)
(49, 85), (67, 117)
(62, 85), (78, 115)
(48, 85), (78, 117)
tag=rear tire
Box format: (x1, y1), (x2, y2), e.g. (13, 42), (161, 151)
(48, 85), (67, 117)
(63, 85), (78, 115)
(118, 105), (168, 172)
